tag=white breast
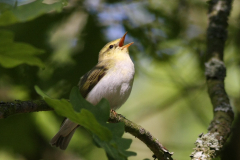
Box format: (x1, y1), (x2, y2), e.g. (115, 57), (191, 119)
(86, 59), (135, 110)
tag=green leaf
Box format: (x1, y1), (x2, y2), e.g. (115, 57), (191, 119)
(0, 30), (45, 68)
(35, 86), (136, 159)
(93, 135), (136, 160)
(44, 96), (112, 141)
(70, 86), (110, 123)
(35, 86), (112, 141)
(69, 85), (93, 112)
(0, 0), (65, 26)
(69, 87), (136, 159)
(95, 122), (137, 159)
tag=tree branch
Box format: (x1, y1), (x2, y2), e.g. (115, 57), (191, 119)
(109, 111), (173, 160)
(0, 100), (53, 119)
(0, 99), (173, 160)
(190, 0), (234, 159)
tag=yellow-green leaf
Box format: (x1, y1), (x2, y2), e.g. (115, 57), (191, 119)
(0, 30), (45, 68)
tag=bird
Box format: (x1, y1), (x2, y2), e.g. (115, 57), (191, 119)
(50, 32), (135, 150)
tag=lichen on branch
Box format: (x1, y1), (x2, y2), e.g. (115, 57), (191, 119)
(191, 0), (234, 159)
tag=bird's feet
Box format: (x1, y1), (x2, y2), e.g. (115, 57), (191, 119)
(111, 109), (117, 116)
(111, 109), (126, 119)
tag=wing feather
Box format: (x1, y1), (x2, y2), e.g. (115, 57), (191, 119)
(78, 64), (108, 98)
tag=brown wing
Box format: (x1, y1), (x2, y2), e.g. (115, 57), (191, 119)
(78, 64), (108, 98)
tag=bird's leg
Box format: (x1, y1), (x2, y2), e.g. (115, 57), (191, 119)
(111, 109), (117, 116)
(110, 109), (126, 119)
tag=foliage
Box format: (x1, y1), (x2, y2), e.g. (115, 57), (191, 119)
(0, 0), (240, 160)
(0, 30), (44, 68)
(0, 0), (65, 26)
(36, 86), (136, 159)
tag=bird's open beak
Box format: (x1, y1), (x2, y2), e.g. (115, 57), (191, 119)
(119, 32), (134, 49)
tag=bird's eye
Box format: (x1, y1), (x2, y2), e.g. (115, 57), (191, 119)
(109, 45), (114, 49)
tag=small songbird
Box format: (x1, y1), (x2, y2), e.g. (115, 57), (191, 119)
(50, 32), (135, 150)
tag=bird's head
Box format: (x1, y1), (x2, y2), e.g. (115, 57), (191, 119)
(98, 32), (133, 62)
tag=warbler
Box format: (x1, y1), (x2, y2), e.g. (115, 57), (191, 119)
(50, 32), (135, 150)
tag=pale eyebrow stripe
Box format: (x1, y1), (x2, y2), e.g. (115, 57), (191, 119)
(102, 43), (117, 56)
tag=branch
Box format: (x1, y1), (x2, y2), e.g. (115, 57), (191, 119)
(109, 112), (173, 160)
(0, 100), (173, 160)
(190, 0), (234, 159)
(0, 100), (53, 119)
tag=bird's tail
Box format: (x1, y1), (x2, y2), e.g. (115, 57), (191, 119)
(50, 119), (79, 150)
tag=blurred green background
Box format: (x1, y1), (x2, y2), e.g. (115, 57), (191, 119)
(0, 0), (240, 160)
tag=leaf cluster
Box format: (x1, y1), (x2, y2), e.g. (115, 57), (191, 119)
(36, 86), (136, 160)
